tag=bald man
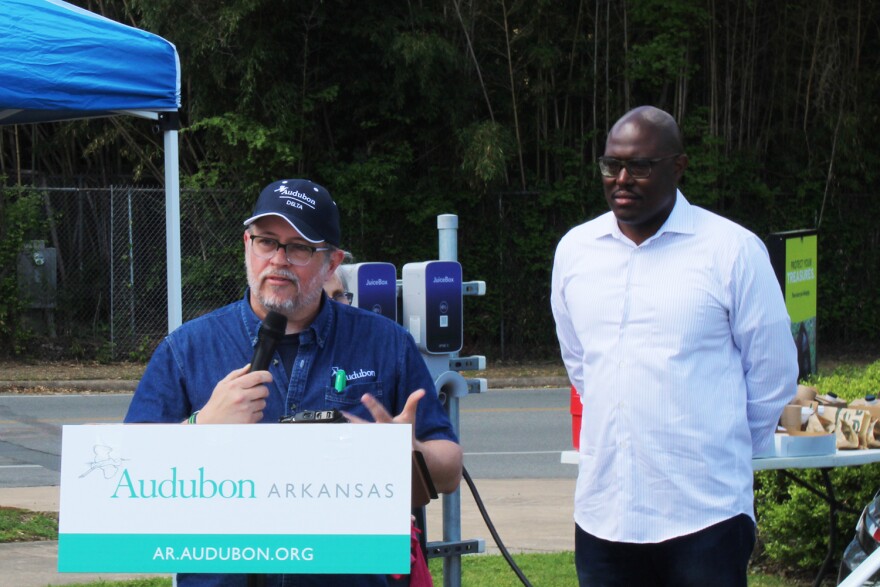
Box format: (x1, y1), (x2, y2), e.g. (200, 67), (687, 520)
(551, 106), (797, 586)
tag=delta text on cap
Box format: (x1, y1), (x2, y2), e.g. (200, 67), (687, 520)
(243, 179), (341, 247)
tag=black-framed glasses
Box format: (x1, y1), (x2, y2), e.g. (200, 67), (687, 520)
(332, 291), (354, 304)
(597, 154), (681, 179)
(248, 234), (329, 266)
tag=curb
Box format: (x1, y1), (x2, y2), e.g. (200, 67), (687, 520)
(0, 380), (138, 392)
(487, 376), (570, 389)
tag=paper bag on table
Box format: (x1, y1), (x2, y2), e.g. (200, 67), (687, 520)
(805, 413), (833, 434)
(836, 418), (860, 450)
(793, 385), (818, 407)
(868, 419), (880, 449)
(839, 409), (872, 449)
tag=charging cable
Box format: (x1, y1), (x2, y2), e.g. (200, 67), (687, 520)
(462, 465), (535, 587)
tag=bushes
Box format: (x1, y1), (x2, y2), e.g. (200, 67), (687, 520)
(0, 185), (46, 355)
(755, 361), (880, 574)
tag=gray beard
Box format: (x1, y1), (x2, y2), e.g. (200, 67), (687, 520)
(246, 257), (327, 316)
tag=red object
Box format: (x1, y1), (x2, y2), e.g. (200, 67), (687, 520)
(570, 385), (582, 450)
(391, 523), (433, 586)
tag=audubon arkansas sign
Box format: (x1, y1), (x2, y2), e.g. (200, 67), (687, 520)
(59, 424), (412, 574)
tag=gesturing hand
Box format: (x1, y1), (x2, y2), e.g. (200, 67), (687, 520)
(345, 389), (425, 428)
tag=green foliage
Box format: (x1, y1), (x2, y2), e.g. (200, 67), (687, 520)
(4, 0), (880, 358)
(127, 335), (158, 363)
(756, 361), (880, 573)
(185, 113), (303, 186)
(458, 121), (513, 187)
(391, 31), (461, 117)
(0, 507), (57, 542)
(0, 186), (46, 354)
(806, 361), (880, 402)
(627, 0), (709, 92)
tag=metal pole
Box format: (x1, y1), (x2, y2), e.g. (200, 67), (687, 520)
(163, 127), (183, 332)
(127, 189), (136, 347)
(109, 186), (115, 358)
(437, 214), (461, 587)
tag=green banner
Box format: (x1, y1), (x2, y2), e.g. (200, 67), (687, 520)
(783, 234), (818, 380)
(59, 533), (409, 574)
(784, 235), (817, 323)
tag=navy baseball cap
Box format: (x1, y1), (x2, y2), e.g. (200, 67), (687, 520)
(243, 179), (341, 247)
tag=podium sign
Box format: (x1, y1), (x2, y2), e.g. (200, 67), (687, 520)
(766, 229), (818, 380)
(59, 424), (412, 574)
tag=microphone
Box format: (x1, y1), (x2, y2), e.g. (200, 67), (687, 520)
(246, 311), (286, 587)
(249, 310), (287, 371)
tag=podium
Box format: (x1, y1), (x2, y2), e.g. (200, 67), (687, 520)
(59, 424), (413, 575)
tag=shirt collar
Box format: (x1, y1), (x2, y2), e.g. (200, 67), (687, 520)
(656, 190), (694, 238)
(241, 289), (333, 349)
(597, 190), (694, 244)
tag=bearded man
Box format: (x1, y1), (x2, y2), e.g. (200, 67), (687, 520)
(125, 178), (462, 587)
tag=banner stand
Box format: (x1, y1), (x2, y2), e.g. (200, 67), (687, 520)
(766, 229), (818, 380)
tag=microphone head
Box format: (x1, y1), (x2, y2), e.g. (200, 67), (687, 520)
(261, 311), (288, 339)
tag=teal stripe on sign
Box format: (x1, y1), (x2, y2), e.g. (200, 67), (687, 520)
(58, 533), (410, 574)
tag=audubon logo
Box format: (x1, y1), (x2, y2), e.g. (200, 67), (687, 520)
(111, 467), (256, 499)
(346, 368), (376, 381)
(275, 186), (317, 209)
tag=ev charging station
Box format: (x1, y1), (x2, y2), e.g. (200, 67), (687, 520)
(402, 261), (463, 355)
(336, 262), (398, 322)
(346, 214), (487, 587)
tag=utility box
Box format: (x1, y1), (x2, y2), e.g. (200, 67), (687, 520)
(17, 240), (57, 309)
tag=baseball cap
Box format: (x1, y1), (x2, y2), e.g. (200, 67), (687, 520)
(243, 179), (341, 247)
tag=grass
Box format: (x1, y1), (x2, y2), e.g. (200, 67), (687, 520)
(0, 506), (57, 542)
(429, 551), (576, 585)
(56, 581), (171, 587)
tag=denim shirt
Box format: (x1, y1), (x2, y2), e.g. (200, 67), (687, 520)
(124, 291), (457, 587)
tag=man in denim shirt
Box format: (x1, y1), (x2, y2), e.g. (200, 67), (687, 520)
(125, 178), (462, 587)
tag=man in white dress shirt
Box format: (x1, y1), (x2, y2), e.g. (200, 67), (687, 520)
(551, 106), (797, 586)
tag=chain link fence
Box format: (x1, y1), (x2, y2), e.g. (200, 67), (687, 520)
(28, 186), (250, 359)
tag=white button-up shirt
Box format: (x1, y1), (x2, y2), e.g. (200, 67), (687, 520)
(551, 192), (797, 543)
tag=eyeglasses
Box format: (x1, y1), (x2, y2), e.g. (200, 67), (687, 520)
(597, 154), (681, 179)
(249, 234), (330, 266)
(332, 291), (354, 304)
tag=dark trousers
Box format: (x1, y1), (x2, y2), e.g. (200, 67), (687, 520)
(575, 514), (756, 587)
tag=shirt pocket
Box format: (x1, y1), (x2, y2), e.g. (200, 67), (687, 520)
(323, 380), (385, 411)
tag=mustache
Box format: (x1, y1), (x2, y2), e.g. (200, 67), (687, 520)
(612, 188), (638, 197)
(260, 268), (299, 285)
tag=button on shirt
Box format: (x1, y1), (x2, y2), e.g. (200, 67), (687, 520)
(551, 192), (797, 543)
(125, 292), (457, 587)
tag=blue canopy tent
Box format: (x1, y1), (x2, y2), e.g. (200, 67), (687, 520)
(0, 0), (184, 331)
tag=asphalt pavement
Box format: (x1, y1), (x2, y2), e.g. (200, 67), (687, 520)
(0, 375), (577, 587)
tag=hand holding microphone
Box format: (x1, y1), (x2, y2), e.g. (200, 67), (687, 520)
(195, 311), (288, 424)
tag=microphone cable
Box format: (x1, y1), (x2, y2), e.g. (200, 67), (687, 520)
(461, 465), (534, 587)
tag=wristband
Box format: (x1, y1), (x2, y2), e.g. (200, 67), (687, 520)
(187, 410), (200, 424)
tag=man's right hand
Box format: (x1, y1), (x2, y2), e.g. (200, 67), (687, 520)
(192, 364), (271, 424)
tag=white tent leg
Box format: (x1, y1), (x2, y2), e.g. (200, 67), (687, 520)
(163, 128), (182, 332)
